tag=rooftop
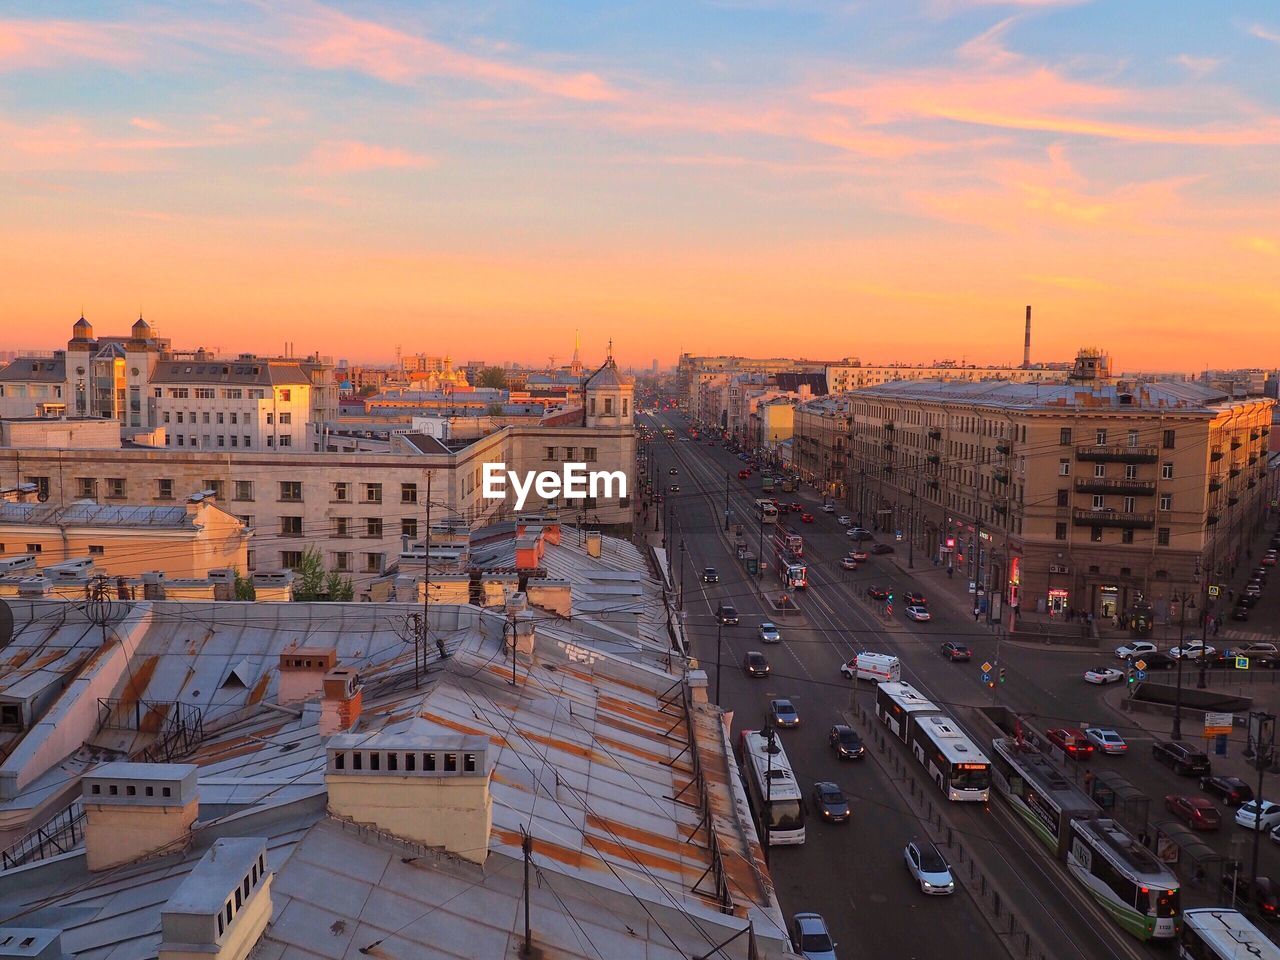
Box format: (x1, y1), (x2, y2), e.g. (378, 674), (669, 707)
(149, 359), (312, 388)
(0, 502), (205, 530)
(852, 378), (1271, 413)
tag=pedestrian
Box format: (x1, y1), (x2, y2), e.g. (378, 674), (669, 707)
(1083, 768), (1095, 795)
(1212, 617), (1220, 637)
(973, 607), (980, 621)
(1229, 589), (1235, 603)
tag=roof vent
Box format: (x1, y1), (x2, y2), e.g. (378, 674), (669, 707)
(0, 928), (65, 960)
(82, 762), (199, 871)
(159, 838), (273, 960)
(319, 668), (362, 736)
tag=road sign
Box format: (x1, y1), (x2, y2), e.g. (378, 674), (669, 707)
(981, 661), (993, 673)
(1236, 656), (1250, 670)
(1135, 670), (1147, 681)
(981, 672), (991, 684)
(1204, 712), (1234, 736)
(1209, 585), (1220, 598)
(1134, 659), (1147, 671)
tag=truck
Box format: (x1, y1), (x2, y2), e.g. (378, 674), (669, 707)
(840, 652), (902, 683)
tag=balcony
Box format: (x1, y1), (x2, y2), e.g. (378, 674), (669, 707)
(927, 479), (940, 490)
(1209, 478), (1222, 492)
(1208, 514), (1220, 525)
(883, 441), (894, 452)
(994, 468), (1010, 484)
(926, 453), (940, 465)
(1211, 450), (1224, 462)
(1251, 431), (1260, 441)
(1228, 496), (1239, 506)
(885, 421), (895, 431)
(1074, 478), (1156, 496)
(928, 428), (942, 441)
(1231, 439), (1242, 450)
(1075, 444), (1158, 463)
(1230, 466), (1241, 478)
(996, 442), (1011, 455)
(1248, 479), (1257, 489)
(1249, 455), (1258, 465)
(1072, 508), (1155, 529)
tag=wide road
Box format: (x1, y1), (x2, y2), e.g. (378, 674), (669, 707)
(643, 411), (1168, 960)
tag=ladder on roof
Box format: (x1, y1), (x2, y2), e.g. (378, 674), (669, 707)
(0, 799), (85, 871)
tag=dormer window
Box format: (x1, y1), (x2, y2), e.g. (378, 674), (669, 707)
(604, 398), (613, 415)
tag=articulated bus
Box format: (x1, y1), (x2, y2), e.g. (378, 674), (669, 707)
(1181, 908), (1280, 960)
(755, 499), (779, 523)
(874, 682), (990, 802)
(739, 729), (805, 846)
(989, 737), (1180, 942)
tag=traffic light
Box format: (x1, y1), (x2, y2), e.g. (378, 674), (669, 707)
(1126, 668), (1135, 685)
(999, 667), (1007, 684)
(887, 592), (894, 603)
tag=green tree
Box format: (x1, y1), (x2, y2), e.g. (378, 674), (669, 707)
(487, 403), (505, 416)
(232, 568), (256, 601)
(289, 546), (355, 601)
(324, 570), (355, 602)
(475, 366), (507, 389)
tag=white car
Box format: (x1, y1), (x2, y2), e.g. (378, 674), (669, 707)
(1115, 641), (1158, 660)
(840, 557), (858, 570)
(837, 515), (852, 525)
(758, 622), (781, 644)
(1084, 666), (1124, 684)
(904, 605), (931, 622)
(904, 840), (955, 896)
(1084, 727), (1128, 754)
(821, 503), (836, 513)
(1236, 800), (1280, 831)
(1170, 643), (1217, 660)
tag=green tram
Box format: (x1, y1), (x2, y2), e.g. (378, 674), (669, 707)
(989, 737), (1179, 942)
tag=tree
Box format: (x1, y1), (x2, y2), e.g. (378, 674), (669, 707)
(291, 546), (355, 601)
(475, 366), (507, 389)
(487, 403), (505, 416)
(357, 384), (378, 397)
(233, 568), (256, 601)
(324, 570), (355, 602)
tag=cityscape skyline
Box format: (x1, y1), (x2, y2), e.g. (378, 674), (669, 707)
(4, 2), (1280, 366)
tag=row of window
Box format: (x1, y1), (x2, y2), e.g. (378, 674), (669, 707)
(542, 447), (599, 462)
(158, 387), (288, 401)
(281, 516), (417, 539)
(160, 410), (291, 425)
(1052, 522), (1173, 546)
(164, 434), (292, 448)
(1058, 427), (1174, 449)
(280, 550), (383, 573)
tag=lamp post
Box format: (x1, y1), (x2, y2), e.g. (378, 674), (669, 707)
(907, 484), (916, 570)
(715, 617), (724, 704)
(1170, 590), (1194, 740)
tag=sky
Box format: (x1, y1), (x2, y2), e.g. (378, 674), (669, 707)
(2, 1), (1279, 370)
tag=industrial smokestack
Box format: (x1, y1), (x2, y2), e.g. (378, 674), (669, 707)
(1022, 305), (1032, 369)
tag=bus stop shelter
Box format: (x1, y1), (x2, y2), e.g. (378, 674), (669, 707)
(1090, 771), (1149, 835)
(1149, 820), (1227, 890)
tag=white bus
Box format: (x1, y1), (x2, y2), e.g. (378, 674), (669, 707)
(755, 499), (779, 523)
(739, 729), (805, 846)
(1181, 908), (1280, 959)
(875, 682), (991, 802)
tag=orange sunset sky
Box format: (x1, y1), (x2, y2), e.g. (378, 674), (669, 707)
(2, 2), (1279, 369)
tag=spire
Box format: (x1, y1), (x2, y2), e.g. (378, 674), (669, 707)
(606, 338), (613, 362)
(572, 328), (580, 363)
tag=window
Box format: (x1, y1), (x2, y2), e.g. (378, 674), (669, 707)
(1122, 528), (1134, 544)
(1095, 429), (1107, 445)
(1059, 428), (1072, 445)
(280, 412), (292, 424)
(1091, 526), (1103, 543)
(603, 398), (613, 415)
(1058, 459), (1070, 476)
(364, 483), (382, 504)
(217, 412), (224, 424)
(1124, 464), (1137, 480)
(622, 399), (629, 417)
(366, 518), (383, 538)
(334, 517), (350, 538)
(333, 482), (351, 502)
(1162, 429), (1175, 449)
(1123, 496), (1136, 513)
(564, 447), (575, 461)
(401, 483), (417, 504)
(204, 479), (225, 500)
(364, 552), (384, 573)
(103, 477), (124, 498)
(279, 389), (291, 401)
(157, 479), (174, 500)
(281, 550), (303, 569)
(1056, 489), (1069, 507)
(583, 447), (597, 463)
(1055, 522), (1067, 541)
(402, 518), (417, 538)
(196, 387), (214, 399)
(25, 477), (50, 500)
(1092, 495), (1105, 510)
(280, 435), (292, 447)
(88, 544), (104, 555)
(545, 446), (556, 461)
(281, 516), (303, 537)
(176, 411), (184, 424)
(266, 413), (274, 425)
(334, 552), (351, 572)
(1127, 429), (1139, 447)
(26, 543), (42, 553)
(170, 388), (189, 399)
(1093, 463), (1105, 478)
(1158, 527), (1170, 546)
(243, 435), (251, 448)
(77, 477), (97, 499)
(369, 752), (380, 771)
(234, 480), (254, 501)
(1159, 494), (1172, 511)
(162, 411), (171, 424)
(279, 481), (302, 501)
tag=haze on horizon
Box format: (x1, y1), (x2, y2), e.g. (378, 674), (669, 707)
(2, 1), (1279, 368)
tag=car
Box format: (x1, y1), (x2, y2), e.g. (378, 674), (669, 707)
(668, 483), (680, 492)
(801, 513), (815, 524)
(866, 586), (889, 601)
(837, 515), (852, 525)
(1238, 801), (1280, 832)
(829, 724), (865, 760)
(940, 642), (971, 662)
(701, 567), (719, 583)
(848, 527), (873, 540)
(1237, 643), (1280, 665)
(871, 543), (895, 555)
(821, 503), (836, 513)
(717, 604), (739, 625)
(1264, 553), (1278, 567)
(1084, 727), (1127, 755)
(770, 698), (800, 728)
(1115, 640), (1159, 660)
(850, 550), (870, 562)
(1222, 873), (1280, 917)
(839, 557), (858, 570)
(789, 503), (804, 513)
(1254, 566), (1269, 581)
(1141, 652), (1179, 671)
(791, 913), (838, 960)
(1046, 727), (1095, 761)
(743, 651), (770, 677)
(1239, 593), (1260, 608)
(1084, 665), (1124, 684)
(904, 592), (927, 606)
(904, 840), (955, 895)
(1170, 642), (1217, 660)
(1231, 605), (1251, 622)
(758, 621), (781, 644)
(905, 605), (931, 622)
(1165, 795), (1222, 831)
(668, 467), (678, 475)
(1153, 740), (1211, 776)
(1201, 775), (1255, 806)
(1245, 583), (1263, 598)
(737, 469), (750, 479)
(812, 781), (850, 822)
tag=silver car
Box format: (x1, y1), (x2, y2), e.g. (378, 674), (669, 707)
(758, 621), (781, 643)
(791, 913), (838, 960)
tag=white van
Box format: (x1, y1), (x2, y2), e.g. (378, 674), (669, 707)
(840, 652), (901, 683)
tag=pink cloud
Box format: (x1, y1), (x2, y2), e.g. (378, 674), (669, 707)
(130, 116), (166, 132)
(294, 140), (434, 175)
(1248, 24), (1280, 45)
(0, 19), (139, 68)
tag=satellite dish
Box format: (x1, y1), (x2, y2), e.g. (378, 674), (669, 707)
(0, 600), (12, 649)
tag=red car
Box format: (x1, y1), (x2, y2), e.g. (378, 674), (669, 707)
(737, 469), (751, 479)
(789, 503), (803, 513)
(1165, 794), (1221, 831)
(850, 550), (870, 562)
(1045, 727), (1095, 761)
(801, 513), (814, 523)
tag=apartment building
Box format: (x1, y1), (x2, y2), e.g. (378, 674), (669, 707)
(824, 360), (1065, 393)
(148, 359), (312, 451)
(797, 378), (1274, 624)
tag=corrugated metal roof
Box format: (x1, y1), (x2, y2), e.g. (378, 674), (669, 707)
(0, 502), (198, 529)
(853, 377), (1250, 412)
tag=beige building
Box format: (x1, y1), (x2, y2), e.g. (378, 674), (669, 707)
(799, 378), (1274, 623)
(824, 360), (1068, 393)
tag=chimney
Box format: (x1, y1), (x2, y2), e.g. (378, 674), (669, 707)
(82, 762), (199, 871)
(278, 645), (337, 705)
(525, 578), (571, 618)
(584, 530), (602, 558)
(688, 670), (709, 704)
(1022, 305), (1032, 369)
(0, 929), (65, 960)
(514, 534), (543, 570)
(325, 733), (493, 865)
(159, 838), (273, 960)
(318, 667), (363, 735)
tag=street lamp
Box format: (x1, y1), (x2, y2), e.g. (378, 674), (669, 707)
(1170, 591), (1194, 740)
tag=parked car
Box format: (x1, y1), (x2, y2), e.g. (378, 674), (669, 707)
(717, 604), (739, 625)
(1084, 665), (1125, 684)
(1165, 795), (1222, 831)
(737, 469), (750, 479)
(829, 724), (865, 760)
(743, 651), (770, 677)
(904, 840), (955, 895)
(1115, 641), (1159, 660)
(1153, 740), (1211, 776)
(840, 557), (858, 570)
(770, 698), (800, 728)
(1239, 593), (1260, 608)
(1141, 652), (1179, 671)
(850, 550), (870, 562)
(821, 502), (836, 513)
(1046, 727), (1095, 761)
(904, 605), (931, 622)
(1231, 605), (1252, 622)
(801, 513), (815, 524)
(1236, 800), (1280, 832)
(1170, 642), (1217, 660)
(1201, 775), (1254, 806)
(758, 621), (781, 644)
(871, 543), (895, 555)
(848, 527), (873, 540)
(1222, 874), (1280, 918)
(866, 586), (889, 601)
(904, 592), (927, 606)
(1084, 727), (1127, 755)
(812, 781), (850, 822)
(791, 913), (838, 960)
(701, 567), (719, 583)
(940, 642), (971, 662)
(837, 515), (852, 525)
